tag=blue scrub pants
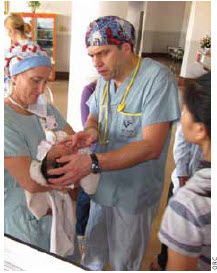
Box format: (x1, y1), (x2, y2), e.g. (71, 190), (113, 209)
(81, 200), (159, 271)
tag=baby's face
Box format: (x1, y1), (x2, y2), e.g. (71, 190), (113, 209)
(46, 158), (58, 171)
(41, 156), (66, 179)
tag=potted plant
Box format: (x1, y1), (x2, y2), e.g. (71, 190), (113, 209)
(27, 1), (41, 13)
(200, 34), (211, 55)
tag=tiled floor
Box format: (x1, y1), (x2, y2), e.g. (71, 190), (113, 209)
(49, 57), (182, 270)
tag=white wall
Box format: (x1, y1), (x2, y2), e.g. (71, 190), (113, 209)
(7, 1), (72, 72)
(142, 1), (186, 53)
(98, 1), (128, 17)
(179, 1), (192, 48)
(127, 1), (146, 54)
(67, 0), (129, 131)
(180, 1), (211, 78)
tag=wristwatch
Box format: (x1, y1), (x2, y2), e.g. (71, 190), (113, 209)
(90, 153), (101, 174)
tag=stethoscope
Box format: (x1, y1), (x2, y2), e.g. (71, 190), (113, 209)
(98, 56), (142, 146)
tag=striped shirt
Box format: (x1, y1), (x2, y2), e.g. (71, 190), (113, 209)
(159, 168), (211, 271)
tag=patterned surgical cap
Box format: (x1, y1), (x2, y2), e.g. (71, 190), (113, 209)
(85, 16), (135, 47)
(5, 42), (51, 78)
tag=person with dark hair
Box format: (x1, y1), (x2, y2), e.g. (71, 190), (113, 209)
(150, 120), (203, 271)
(158, 72), (211, 271)
(48, 16), (180, 270)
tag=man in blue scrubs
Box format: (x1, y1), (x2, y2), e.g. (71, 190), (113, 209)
(49, 16), (181, 270)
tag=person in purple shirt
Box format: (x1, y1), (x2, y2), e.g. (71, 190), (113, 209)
(76, 80), (97, 238)
(80, 81), (97, 127)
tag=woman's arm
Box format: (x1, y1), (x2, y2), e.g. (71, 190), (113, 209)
(5, 156), (52, 193)
(167, 248), (197, 271)
(4, 117), (76, 193)
(46, 123), (76, 161)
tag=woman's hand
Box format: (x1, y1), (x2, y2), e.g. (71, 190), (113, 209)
(46, 142), (74, 161)
(72, 130), (97, 150)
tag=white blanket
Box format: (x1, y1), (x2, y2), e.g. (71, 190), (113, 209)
(26, 163), (76, 257)
(27, 147), (100, 257)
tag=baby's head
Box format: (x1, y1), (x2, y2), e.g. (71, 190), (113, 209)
(41, 155), (66, 179)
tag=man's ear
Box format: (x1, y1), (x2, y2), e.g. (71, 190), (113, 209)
(122, 43), (131, 54)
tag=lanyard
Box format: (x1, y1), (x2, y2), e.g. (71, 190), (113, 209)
(8, 96), (29, 111)
(8, 86), (53, 118)
(98, 57), (142, 146)
(8, 92), (57, 136)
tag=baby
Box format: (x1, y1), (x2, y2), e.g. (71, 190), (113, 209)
(33, 129), (99, 195)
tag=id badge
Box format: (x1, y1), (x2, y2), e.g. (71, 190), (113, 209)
(46, 116), (58, 130)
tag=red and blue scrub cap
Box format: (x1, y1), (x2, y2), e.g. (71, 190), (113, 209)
(85, 16), (135, 47)
(5, 42), (51, 78)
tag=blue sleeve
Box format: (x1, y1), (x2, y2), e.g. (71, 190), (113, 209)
(4, 123), (30, 157)
(142, 69), (181, 127)
(173, 121), (191, 177)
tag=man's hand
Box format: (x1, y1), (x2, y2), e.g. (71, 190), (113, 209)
(47, 153), (92, 187)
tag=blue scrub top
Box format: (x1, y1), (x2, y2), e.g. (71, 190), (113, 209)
(4, 103), (67, 250)
(88, 58), (181, 214)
